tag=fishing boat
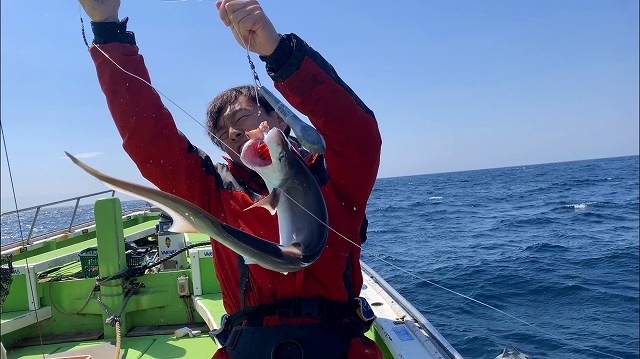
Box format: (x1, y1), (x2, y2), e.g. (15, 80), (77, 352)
(1, 191), (464, 359)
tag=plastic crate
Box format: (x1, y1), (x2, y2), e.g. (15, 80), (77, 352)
(79, 247), (145, 278)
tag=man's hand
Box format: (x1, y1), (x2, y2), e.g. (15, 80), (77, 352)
(78, 0), (120, 22)
(216, 0), (280, 57)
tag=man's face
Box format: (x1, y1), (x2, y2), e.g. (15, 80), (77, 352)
(214, 95), (286, 164)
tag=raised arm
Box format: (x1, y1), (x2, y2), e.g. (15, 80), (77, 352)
(78, 0), (221, 213)
(265, 35), (382, 222)
(217, 0), (381, 220)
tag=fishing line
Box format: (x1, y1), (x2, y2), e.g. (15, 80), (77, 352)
(89, 31), (359, 250)
(0, 121), (47, 358)
(79, 4), (90, 48)
(0, 124), (26, 253)
(81, 10), (624, 359)
(232, 25), (262, 120)
(87, 43), (624, 359)
(365, 254), (624, 359)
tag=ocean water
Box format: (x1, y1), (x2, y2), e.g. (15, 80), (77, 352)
(1, 201), (152, 246)
(1, 155), (638, 359)
(362, 155), (639, 359)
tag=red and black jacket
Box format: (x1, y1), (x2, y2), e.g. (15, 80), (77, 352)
(89, 26), (381, 355)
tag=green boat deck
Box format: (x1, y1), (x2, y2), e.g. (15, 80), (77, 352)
(7, 334), (218, 359)
(10, 238), (97, 268)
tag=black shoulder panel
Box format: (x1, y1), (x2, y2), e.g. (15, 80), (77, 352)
(269, 34), (375, 120)
(179, 132), (327, 203)
(180, 132), (264, 202)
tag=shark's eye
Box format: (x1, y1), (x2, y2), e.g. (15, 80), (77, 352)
(278, 150), (286, 161)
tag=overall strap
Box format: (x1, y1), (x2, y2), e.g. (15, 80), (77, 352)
(343, 253), (353, 299)
(228, 297), (359, 329)
(237, 255), (250, 309)
(210, 296), (377, 349)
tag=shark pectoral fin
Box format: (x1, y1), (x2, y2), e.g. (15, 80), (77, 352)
(243, 189), (280, 216)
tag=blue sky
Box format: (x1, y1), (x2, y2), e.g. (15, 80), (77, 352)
(1, 0), (638, 211)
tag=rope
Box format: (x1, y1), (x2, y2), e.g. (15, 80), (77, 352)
(97, 281), (143, 329)
(115, 321), (122, 359)
(182, 296), (194, 324)
(48, 279), (98, 316)
(95, 242), (210, 283)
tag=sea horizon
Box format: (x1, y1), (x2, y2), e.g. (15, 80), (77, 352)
(2, 154), (638, 213)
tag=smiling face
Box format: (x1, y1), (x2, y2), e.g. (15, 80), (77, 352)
(213, 96), (287, 164)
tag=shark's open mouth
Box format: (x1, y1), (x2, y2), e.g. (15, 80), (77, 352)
(241, 138), (272, 168)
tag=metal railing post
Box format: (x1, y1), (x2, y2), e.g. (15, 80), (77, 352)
(68, 198), (82, 233)
(26, 207), (41, 243)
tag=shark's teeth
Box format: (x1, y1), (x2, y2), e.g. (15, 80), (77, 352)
(257, 141), (271, 161)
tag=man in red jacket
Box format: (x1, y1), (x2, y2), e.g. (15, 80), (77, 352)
(79, 1), (382, 358)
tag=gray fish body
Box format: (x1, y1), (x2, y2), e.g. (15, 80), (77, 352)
(241, 128), (328, 265)
(66, 131), (327, 272)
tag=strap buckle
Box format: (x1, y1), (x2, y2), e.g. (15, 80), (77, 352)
(278, 297), (325, 323)
(294, 297), (325, 318)
(276, 307), (293, 324)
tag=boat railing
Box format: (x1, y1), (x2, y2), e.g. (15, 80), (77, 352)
(360, 261), (464, 359)
(1, 190), (116, 247)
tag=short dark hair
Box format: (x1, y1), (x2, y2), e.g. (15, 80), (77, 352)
(206, 85), (275, 149)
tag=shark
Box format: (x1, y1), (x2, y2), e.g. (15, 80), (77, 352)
(65, 127), (328, 273)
